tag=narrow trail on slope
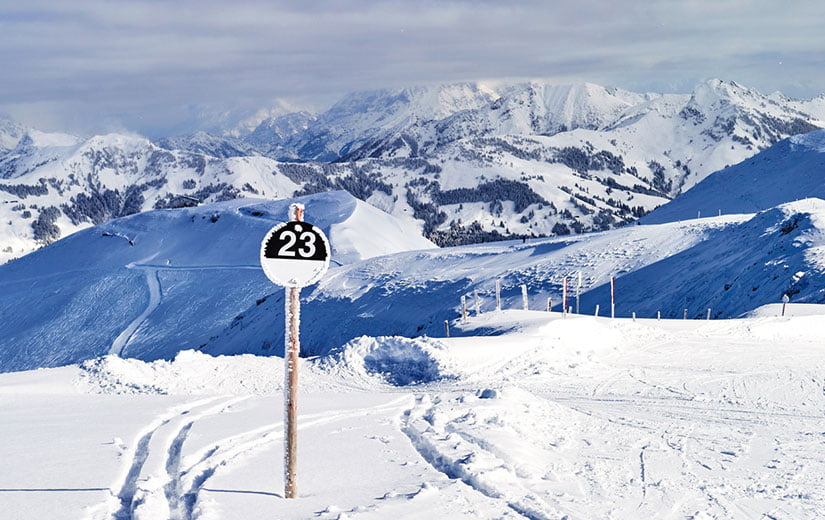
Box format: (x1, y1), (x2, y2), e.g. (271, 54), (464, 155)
(109, 268), (162, 357)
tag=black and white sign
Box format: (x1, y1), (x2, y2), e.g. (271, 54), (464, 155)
(260, 221), (330, 288)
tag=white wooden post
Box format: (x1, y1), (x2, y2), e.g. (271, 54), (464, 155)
(521, 284), (528, 311)
(706, 308), (711, 320)
(461, 296), (467, 323)
(594, 304), (600, 317)
(632, 311), (636, 322)
(657, 311), (661, 321)
(495, 279), (501, 311)
(444, 320), (450, 337)
(683, 309), (688, 320)
(546, 297), (552, 312)
(474, 289), (481, 316)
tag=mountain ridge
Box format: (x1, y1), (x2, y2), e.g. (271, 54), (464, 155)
(2, 78), (823, 264)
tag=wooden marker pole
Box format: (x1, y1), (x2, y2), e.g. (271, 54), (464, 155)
(474, 289), (481, 316)
(284, 204), (303, 499)
(495, 280), (501, 311)
(261, 203), (330, 501)
(461, 296), (468, 323)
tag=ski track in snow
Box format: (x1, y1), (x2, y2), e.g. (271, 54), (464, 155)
(98, 395), (412, 520)
(109, 262), (262, 358)
(109, 268), (162, 357)
(397, 377), (825, 520)
(103, 396), (227, 520)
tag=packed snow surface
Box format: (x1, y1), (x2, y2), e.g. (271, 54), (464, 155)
(1, 311), (824, 519)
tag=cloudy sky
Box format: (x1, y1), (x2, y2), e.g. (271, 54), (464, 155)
(2, 0), (825, 137)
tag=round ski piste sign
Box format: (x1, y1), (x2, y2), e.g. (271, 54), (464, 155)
(260, 221), (330, 288)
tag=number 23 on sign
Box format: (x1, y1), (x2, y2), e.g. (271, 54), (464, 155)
(260, 220), (331, 288)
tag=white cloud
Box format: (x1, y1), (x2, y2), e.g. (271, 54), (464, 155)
(1, 0), (824, 135)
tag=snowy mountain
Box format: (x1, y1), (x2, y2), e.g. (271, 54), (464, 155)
(0, 131), (309, 264)
(0, 116), (25, 151)
(152, 79), (823, 244)
(0, 192), (435, 372)
(3, 79), (824, 265)
(164, 79), (823, 195)
(3, 189), (824, 373)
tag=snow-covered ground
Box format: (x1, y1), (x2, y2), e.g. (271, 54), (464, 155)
(2, 310), (823, 519)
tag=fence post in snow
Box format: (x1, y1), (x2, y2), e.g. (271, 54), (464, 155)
(707, 308), (711, 320)
(444, 320), (450, 337)
(657, 311), (661, 321)
(595, 304), (600, 317)
(610, 276), (615, 319)
(683, 309), (688, 320)
(495, 280), (501, 311)
(563, 276), (568, 316)
(576, 271), (582, 314)
(782, 293), (790, 316)
(521, 284), (528, 311)
(474, 289), (481, 316)
(632, 312), (636, 322)
(461, 296), (467, 324)
(547, 297), (552, 312)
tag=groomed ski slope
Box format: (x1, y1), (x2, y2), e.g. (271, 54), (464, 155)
(1, 309), (823, 519)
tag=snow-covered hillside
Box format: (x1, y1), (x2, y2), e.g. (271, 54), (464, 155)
(643, 129), (825, 224)
(4, 189), (825, 373)
(0, 192), (434, 372)
(208, 199), (825, 358)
